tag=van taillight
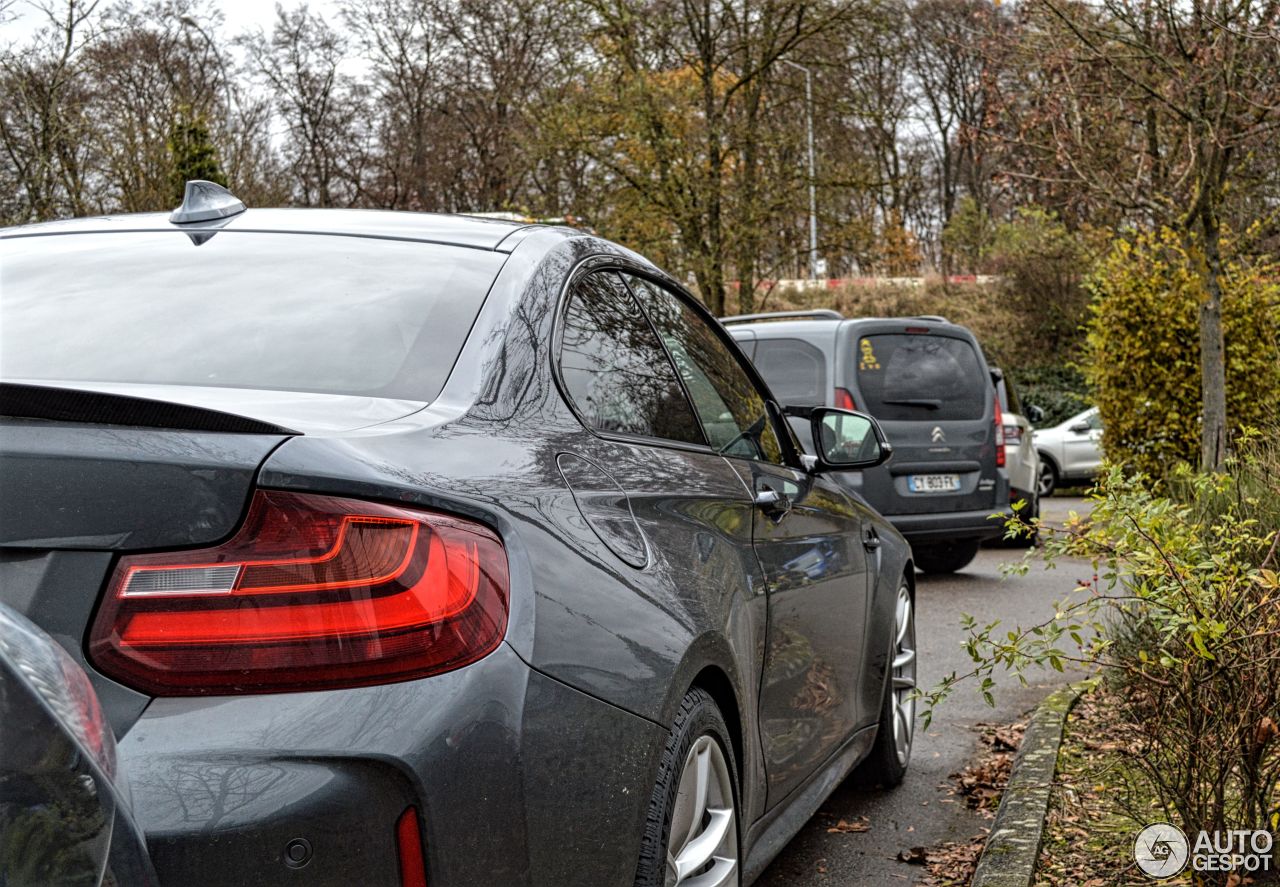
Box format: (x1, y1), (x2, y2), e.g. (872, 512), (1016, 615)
(89, 491), (509, 696)
(994, 399), (1006, 467)
(835, 388), (856, 411)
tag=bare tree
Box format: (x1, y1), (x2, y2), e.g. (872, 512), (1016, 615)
(909, 0), (1009, 268)
(242, 4), (366, 206)
(343, 0), (443, 209)
(1008, 0), (1280, 469)
(0, 0), (100, 222)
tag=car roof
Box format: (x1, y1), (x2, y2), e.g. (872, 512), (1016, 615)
(727, 316), (978, 340)
(727, 319), (840, 336)
(0, 207), (551, 253)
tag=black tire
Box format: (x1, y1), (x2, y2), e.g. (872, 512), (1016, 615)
(635, 688), (741, 887)
(913, 539), (979, 574)
(1037, 457), (1058, 498)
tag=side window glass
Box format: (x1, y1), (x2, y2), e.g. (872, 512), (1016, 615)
(624, 274), (784, 464)
(557, 271), (706, 445)
(753, 337), (827, 406)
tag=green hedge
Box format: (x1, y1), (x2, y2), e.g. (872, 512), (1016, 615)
(1084, 228), (1280, 479)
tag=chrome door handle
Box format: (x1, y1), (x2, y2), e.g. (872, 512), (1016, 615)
(754, 487), (791, 517)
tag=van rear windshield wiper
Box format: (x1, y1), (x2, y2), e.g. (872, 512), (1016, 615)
(881, 398), (942, 409)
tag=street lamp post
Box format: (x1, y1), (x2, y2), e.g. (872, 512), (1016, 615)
(780, 59), (820, 280)
(180, 16), (236, 115)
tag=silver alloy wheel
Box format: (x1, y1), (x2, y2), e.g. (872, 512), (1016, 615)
(1037, 461), (1055, 497)
(891, 582), (917, 766)
(665, 735), (738, 887)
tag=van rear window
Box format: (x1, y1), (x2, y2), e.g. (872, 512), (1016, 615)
(853, 334), (987, 421)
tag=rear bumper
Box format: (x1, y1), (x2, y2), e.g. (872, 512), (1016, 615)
(118, 642), (664, 887)
(886, 506), (1014, 542)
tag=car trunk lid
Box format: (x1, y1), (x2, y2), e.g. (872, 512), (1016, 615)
(0, 383), (297, 735)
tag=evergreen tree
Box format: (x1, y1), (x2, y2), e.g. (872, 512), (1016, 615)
(168, 107), (227, 202)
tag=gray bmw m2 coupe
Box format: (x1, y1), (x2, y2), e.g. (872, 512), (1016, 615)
(0, 182), (916, 887)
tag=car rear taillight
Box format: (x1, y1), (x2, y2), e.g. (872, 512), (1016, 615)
(1003, 424), (1023, 444)
(88, 491), (509, 696)
(835, 387), (857, 411)
(994, 400), (1006, 467)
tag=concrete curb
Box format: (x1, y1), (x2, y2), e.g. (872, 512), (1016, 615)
(970, 680), (1093, 887)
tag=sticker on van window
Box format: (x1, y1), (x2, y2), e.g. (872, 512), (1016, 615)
(858, 338), (881, 371)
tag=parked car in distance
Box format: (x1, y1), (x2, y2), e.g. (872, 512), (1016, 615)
(0, 602), (159, 887)
(1034, 406), (1104, 496)
(724, 310), (1012, 574)
(0, 181), (918, 887)
(990, 366), (1042, 544)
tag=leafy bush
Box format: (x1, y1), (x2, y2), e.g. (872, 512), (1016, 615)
(1084, 227), (1280, 479)
(992, 206), (1103, 361)
(927, 441), (1280, 882)
(1008, 364), (1089, 428)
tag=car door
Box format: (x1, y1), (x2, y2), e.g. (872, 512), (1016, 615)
(1063, 409), (1104, 478)
(623, 274), (871, 810)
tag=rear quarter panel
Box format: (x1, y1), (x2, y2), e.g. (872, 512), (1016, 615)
(257, 232), (773, 820)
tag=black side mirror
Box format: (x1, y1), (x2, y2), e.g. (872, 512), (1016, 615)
(0, 604), (159, 885)
(1027, 404), (1045, 424)
(785, 406), (892, 471)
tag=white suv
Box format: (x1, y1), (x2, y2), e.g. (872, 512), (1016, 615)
(1034, 407), (1104, 496)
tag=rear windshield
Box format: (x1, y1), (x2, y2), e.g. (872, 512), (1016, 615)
(0, 231), (505, 400)
(853, 333), (988, 421)
(752, 337), (827, 406)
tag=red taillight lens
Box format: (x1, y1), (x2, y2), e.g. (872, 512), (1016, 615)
(834, 387), (856, 411)
(994, 401), (1006, 467)
(89, 491), (509, 696)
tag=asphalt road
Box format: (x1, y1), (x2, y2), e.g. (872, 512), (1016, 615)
(754, 496), (1093, 886)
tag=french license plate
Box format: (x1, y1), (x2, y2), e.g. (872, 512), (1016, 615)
(908, 474), (960, 493)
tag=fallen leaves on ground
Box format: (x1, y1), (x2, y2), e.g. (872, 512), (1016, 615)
(826, 816), (870, 834)
(954, 720), (1027, 813)
(909, 835), (987, 883)
(912, 719), (1027, 886)
(1034, 687), (1189, 887)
